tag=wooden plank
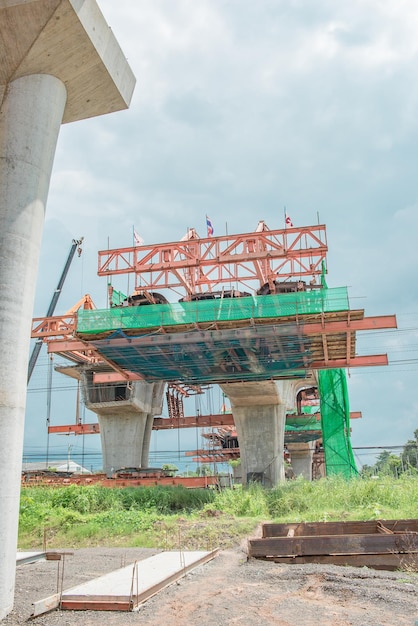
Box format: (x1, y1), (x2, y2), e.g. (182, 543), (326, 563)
(60, 550), (218, 611)
(262, 519), (418, 538)
(249, 533), (418, 558)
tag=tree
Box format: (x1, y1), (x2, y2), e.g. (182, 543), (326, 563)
(374, 450), (401, 477)
(401, 433), (418, 472)
(196, 464), (213, 476)
(161, 464), (179, 477)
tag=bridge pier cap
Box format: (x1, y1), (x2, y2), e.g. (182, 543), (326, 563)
(0, 1), (135, 619)
(0, 0), (136, 122)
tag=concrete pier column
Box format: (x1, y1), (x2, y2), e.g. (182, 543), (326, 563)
(0, 73), (67, 620)
(221, 381), (291, 486)
(0, 2), (135, 618)
(81, 377), (165, 475)
(142, 382), (165, 467)
(287, 442), (316, 480)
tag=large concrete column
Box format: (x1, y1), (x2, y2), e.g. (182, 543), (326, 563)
(142, 382), (165, 467)
(81, 377), (165, 475)
(0, 2), (135, 618)
(221, 381), (292, 486)
(0, 73), (67, 620)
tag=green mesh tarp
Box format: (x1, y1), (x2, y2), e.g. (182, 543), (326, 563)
(77, 287), (349, 334)
(109, 285), (127, 307)
(318, 369), (358, 478)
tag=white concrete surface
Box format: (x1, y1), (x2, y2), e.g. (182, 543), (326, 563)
(60, 550), (218, 610)
(0, 73), (67, 620)
(0, 2), (135, 618)
(0, 0), (136, 122)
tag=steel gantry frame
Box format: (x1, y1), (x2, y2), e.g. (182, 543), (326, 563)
(98, 224), (328, 295)
(30, 222), (397, 383)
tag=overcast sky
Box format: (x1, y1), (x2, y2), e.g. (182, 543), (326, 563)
(25, 0), (418, 471)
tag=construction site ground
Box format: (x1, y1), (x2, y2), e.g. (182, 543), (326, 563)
(4, 541), (418, 625)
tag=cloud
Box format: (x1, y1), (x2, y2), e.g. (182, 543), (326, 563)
(23, 0), (418, 466)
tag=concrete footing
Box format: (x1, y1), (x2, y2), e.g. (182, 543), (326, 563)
(81, 377), (165, 476)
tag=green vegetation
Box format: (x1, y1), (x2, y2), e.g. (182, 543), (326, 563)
(361, 429), (418, 478)
(19, 475), (418, 551)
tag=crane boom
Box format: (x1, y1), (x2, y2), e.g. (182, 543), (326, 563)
(27, 238), (83, 383)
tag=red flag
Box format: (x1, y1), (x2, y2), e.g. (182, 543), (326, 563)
(285, 213), (293, 228)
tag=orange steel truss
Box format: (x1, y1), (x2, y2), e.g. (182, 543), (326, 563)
(29, 223), (397, 383)
(98, 224), (328, 295)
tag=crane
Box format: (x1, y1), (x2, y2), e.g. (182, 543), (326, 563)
(27, 237), (83, 383)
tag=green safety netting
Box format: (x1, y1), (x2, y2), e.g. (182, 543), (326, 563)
(318, 369), (358, 478)
(77, 287), (349, 334)
(108, 284), (127, 307)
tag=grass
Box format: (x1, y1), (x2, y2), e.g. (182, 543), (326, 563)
(18, 475), (418, 551)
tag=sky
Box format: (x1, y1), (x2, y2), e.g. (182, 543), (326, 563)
(25, 0), (418, 471)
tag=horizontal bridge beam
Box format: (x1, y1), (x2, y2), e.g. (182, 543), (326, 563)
(302, 315), (397, 334)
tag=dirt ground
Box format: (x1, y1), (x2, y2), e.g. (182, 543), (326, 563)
(3, 542), (418, 626)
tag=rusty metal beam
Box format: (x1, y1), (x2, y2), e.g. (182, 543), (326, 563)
(153, 414), (235, 429)
(47, 339), (92, 352)
(48, 424), (100, 435)
(44, 410), (361, 436)
(302, 314), (397, 334)
(248, 533), (418, 558)
(31, 314), (77, 338)
(261, 519), (418, 537)
(92, 370), (143, 383)
(90, 353), (389, 385)
(311, 354), (388, 368)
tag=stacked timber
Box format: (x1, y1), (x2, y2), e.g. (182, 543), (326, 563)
(248, 519), (418, 570)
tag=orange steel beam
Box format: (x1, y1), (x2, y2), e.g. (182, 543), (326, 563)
(31, 314), (77, 338)
(48, 424), (100, 435)
(90, 353), (387, 384)
(47, 411), (362, 436)
(185, 448), (239, 458)
(302, 315), (397, 334)
(97, 224), (328, 294)
(35, 313), (396, 343)
(312, 354), (388, 368)
(153, 414), (235, 429)
(39, 314), (394, 381)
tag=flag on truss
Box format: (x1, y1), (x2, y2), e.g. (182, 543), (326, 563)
(206, 215), (214, 237)
(133, 229), (144, 246)
(285, 213), (293, 228)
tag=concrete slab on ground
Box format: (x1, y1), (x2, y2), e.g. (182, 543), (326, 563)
(33, 549), (219, 614)
(16, 552), (46, 566)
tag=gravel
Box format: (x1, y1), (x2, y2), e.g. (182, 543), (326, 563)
(3, 546), (418, 625)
